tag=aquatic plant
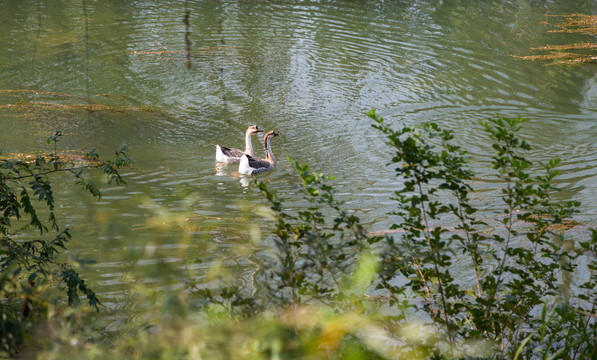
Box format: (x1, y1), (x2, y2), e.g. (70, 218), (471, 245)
(0, 89), (171, 118)
(514, 14), (597, 65)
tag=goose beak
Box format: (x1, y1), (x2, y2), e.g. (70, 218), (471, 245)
(249, 125), (263, 134)
(272, 131), (279, 137)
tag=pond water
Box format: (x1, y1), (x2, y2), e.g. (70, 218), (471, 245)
(1, 0), (597, 309)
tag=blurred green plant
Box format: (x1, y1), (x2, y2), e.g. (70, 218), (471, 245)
(11, 116), (597, 359)
(255, 159), (382, 308)
(176, 111), (594, 358)
(192, 159), (383, 317)
(0, 131), (129, 356)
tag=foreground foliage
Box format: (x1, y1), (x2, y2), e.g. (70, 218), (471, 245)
(369, 112), (594, 358)
(10, 116), (597, 359)
(0, 132), (129, 356)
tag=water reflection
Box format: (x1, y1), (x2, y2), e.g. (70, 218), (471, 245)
(239, 175), (251, 188)
(215, 160), (252, 187)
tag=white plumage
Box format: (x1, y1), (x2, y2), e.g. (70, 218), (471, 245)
(239, 131), (278, 175)
(215, 125), (263, 163)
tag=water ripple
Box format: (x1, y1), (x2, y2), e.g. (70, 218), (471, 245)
(2, 0), (597, 300)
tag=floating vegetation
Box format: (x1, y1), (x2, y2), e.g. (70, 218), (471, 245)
(130, 47), (244, 56)
(0, 151), (100, 165)
(546, 13), (597, 35)
(0, 89), (170, 118)
(514, 14), (597, 65)
(129, 47), (248, 66)
(0, 102), (161, 113)
(0, 89), (78, 97)
(368, 217), (586, 238)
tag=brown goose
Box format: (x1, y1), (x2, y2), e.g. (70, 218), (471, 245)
(239, 131), (278, 175)
(215, 125), (263, 163)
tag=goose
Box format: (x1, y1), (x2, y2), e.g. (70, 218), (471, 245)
(215, 125), (263, 163)
(239, 131), (278, 175)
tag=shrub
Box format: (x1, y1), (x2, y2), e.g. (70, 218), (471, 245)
(0, 132), (129, 356)
(369, 111), (595, 358)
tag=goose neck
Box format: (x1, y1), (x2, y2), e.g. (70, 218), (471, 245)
(244, 131), (254, 156)
(264, 136), (275, 164)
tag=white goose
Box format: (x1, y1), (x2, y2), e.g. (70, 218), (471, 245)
(215, 125), (263, 163)
(239, 131), (278, 175)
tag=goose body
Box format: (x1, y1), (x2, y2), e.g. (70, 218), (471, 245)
(216, 125), (263, 163)
(239, 131), (278, 175)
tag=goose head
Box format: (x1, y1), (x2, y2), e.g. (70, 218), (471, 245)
(247, 125), (264, 135)
(264, 131), (278, 140)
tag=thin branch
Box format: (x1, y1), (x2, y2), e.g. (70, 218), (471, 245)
(3, 164), (101, 180)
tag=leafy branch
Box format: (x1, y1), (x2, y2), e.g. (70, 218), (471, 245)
(0, 131), (129, 355)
